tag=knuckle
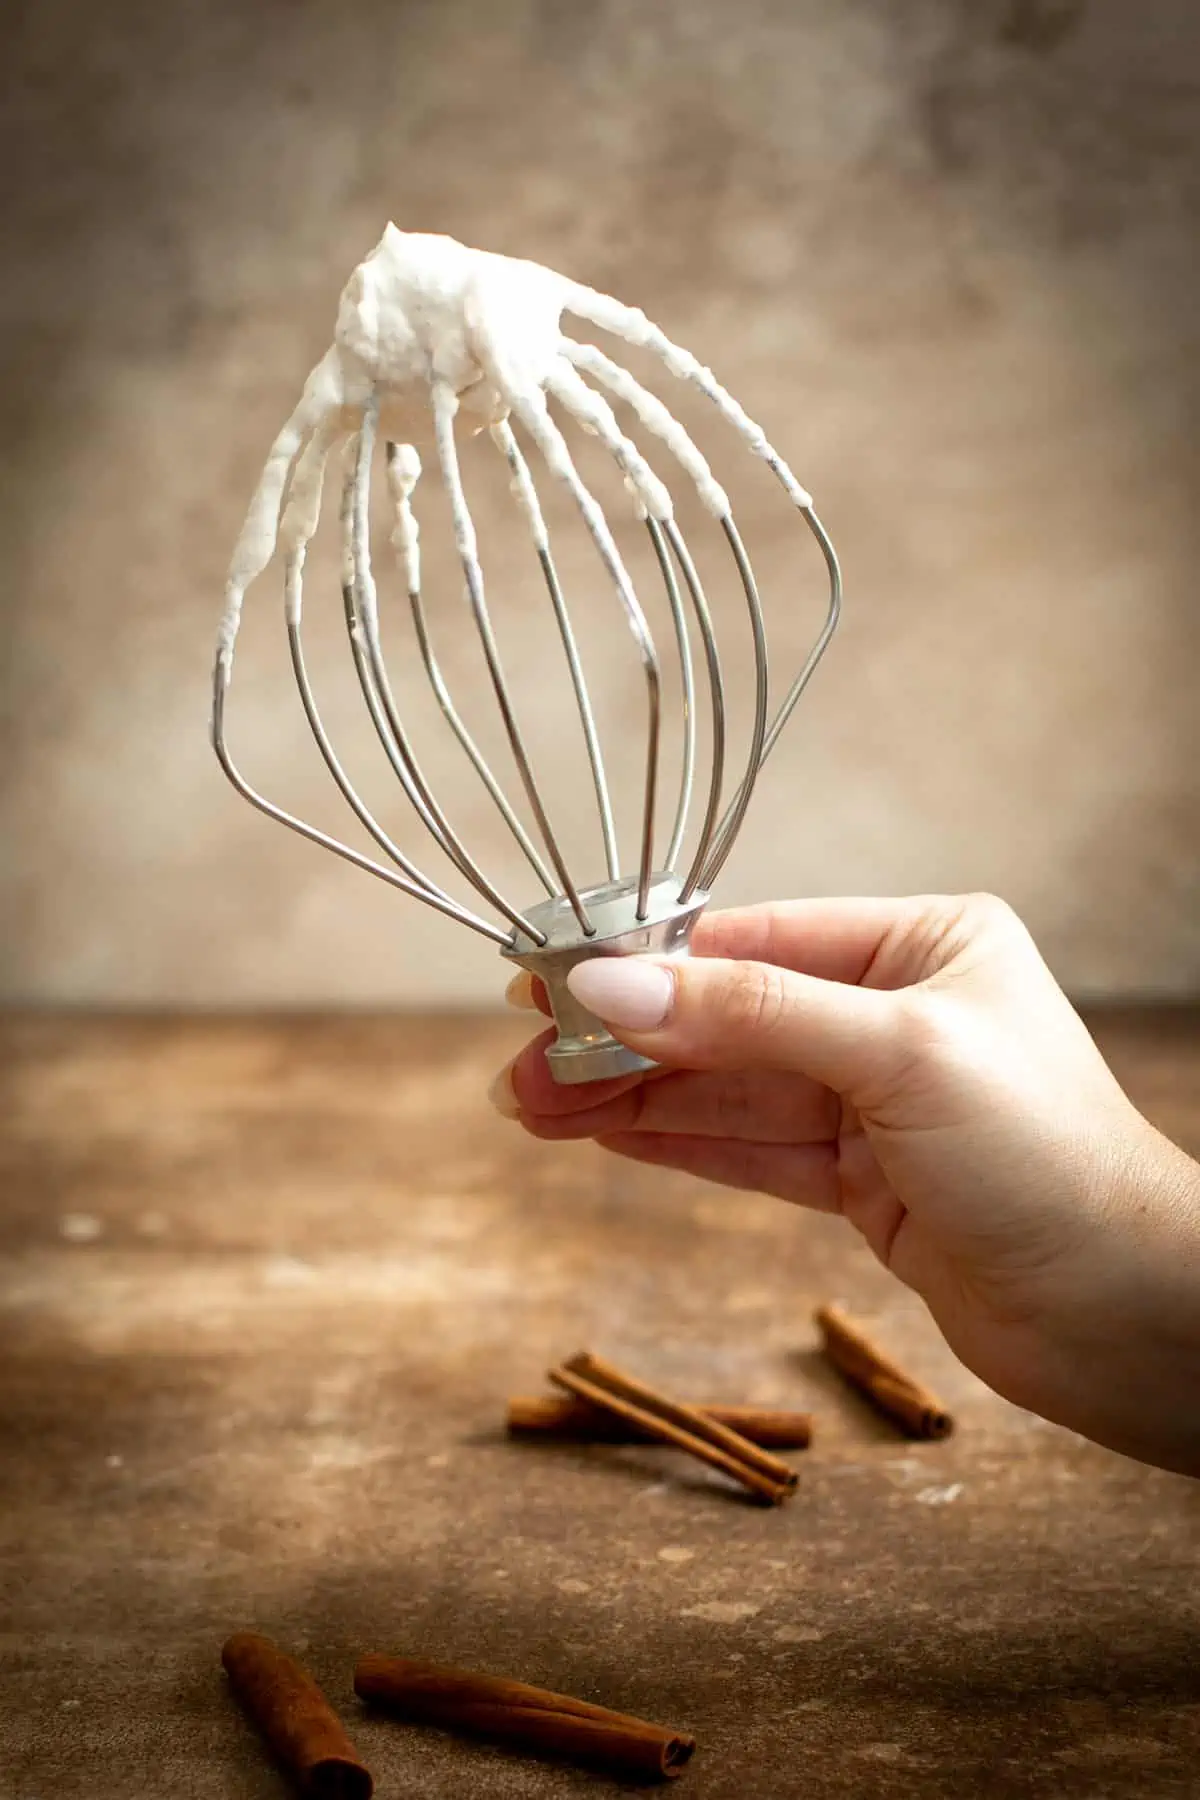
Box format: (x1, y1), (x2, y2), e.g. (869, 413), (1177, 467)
(953, 892), (1037, 970)
(888, 892), (1026, 985)
(961, 891), (1017, 935)
(874, 984), (963, 1107)
(724, 962), (790, 1041)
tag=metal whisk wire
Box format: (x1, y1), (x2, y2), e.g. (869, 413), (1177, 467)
(212, 227), (842, 1078)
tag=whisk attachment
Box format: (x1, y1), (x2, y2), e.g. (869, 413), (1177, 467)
(212, 226), (841, 1082)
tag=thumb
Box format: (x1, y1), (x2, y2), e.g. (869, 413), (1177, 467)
(565, 953), (905, 1098)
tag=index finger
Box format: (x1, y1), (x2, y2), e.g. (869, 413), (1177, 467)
(690, 897), (906, 985)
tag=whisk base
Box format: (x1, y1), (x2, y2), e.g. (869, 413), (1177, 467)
(502, 873), (708, 1086)
(545, 1037), (661, 1085)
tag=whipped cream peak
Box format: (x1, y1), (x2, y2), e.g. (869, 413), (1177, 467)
(216, 226), (810, 670)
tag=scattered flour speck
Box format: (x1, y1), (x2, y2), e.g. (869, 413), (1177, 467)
(857, 1743), (906, 1764)
(915, 1483), (964, 1506)
(60, 1214), (103, 1244)
(682, 1601), (760, 1624)
(262, 1256), (318, 1288)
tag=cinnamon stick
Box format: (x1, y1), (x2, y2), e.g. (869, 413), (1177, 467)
(547, 1351), (798, 1505)
(815, 1304), (953, 1440)
(222, 1632), (373, 1799)
(354, 1653), (694, 1781)
(507, 1393), (813, 1448)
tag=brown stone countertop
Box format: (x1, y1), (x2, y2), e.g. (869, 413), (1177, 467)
(1, 1008), (1198, 1798)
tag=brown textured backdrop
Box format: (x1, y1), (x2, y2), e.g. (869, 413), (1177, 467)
(2, 0), (1198, 1006)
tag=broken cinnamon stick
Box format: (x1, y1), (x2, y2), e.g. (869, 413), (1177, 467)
(222, 1632), (373, 1799)
(547, 1351), (799, 1505)
(354, 1653), (694, 1781)
(507, 1393), (813, 1448)
(815, 1304), (953, 1440)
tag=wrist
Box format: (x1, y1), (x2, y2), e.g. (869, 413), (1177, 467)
(1047, 1123), (1200, 1475)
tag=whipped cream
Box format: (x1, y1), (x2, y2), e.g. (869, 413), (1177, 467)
(218, 224), (810, 668)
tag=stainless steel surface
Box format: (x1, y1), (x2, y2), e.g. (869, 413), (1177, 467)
(433, 383), (594, 936)
(210, 255), (841, 1076)
(502, 874), (709, 1083)
(349, 399), (547, 942)
(491, 424), (618, 886)
(395, 435), (560, 898)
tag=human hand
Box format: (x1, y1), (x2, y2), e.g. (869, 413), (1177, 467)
(491, 895), (1200, 1476)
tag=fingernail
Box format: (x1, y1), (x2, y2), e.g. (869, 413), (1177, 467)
(504, 972), (538, 1012)
(486, 1061), (521, 1119)
(566, 958), (674, 1032)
